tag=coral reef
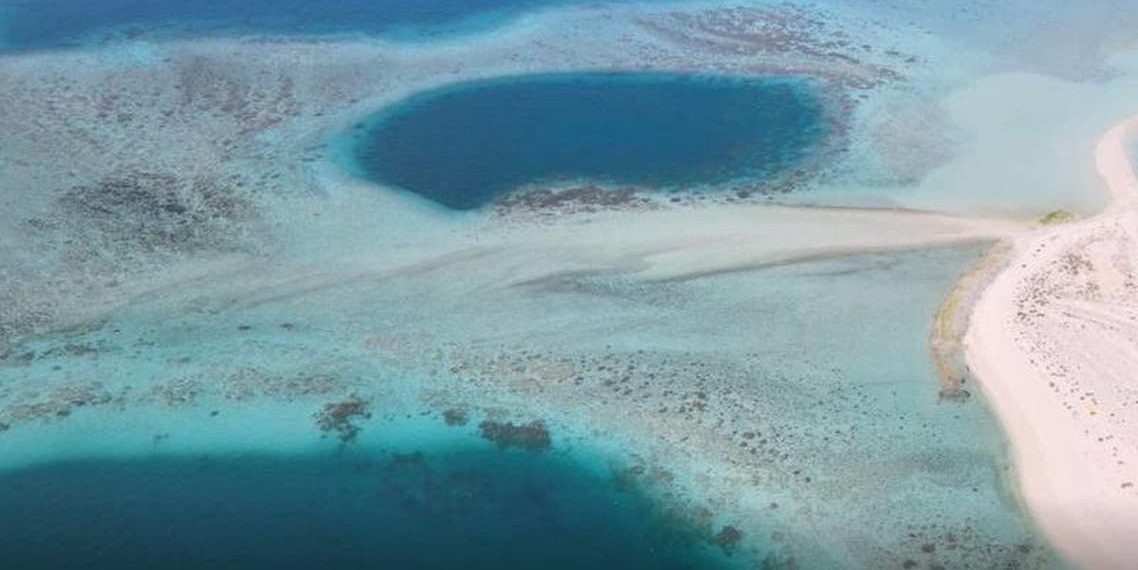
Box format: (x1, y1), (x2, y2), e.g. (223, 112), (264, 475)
(442, 408), (468, 426)
(223, 369), (343, 401)
(477, 419), (552, 452)
(53, 170), (252, 255)
(637, 6), (904, 89)
(0, 382), (122, 427)
(494, 184), (653, 217)
(314, 395), (372, 443)
(714, 525), (744, 552)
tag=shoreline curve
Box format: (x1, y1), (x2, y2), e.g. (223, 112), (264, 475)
(964, 116), (1138, 569)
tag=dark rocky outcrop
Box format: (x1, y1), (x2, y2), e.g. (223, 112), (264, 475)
(477, 419), (551, 452)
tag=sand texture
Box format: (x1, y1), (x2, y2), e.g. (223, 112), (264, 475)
(966, 117), (1138, 569)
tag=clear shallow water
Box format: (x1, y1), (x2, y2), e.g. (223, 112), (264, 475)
(0, 0), (1073, 564)
(0, 0), (614, 50)
(347, 73), (826, 210)
(0, 446), (732, 570)
(0, 240), (1060, 567)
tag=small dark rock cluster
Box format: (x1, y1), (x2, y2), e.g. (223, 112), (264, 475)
(477, 419), (552, 452)
(442, 407), (469, 426)
(314, 395), (372, 444)
(714, 525), (744, 553)
(892, 523), (1042, 570)
(937, 383), (971, 402)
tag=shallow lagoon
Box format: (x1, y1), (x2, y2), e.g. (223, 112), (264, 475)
(348, 73), (825, 210)
(0, 239), (1059, 568)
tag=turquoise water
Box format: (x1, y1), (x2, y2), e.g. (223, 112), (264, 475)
(0, 0), (1076, 565)
(0, 446), (731, 570)
(0, 0), (616, 50)
(347, 73), (825, 210)
(0, 240), (1059, 567)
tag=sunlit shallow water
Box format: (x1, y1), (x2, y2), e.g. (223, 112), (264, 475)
(0, 0), (1111, 566)
(0, 242), (1060, 568)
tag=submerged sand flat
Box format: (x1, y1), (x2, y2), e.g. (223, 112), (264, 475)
(3, 1), (1138, 568)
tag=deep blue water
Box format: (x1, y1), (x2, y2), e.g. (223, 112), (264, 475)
(349, 73), (825, 210)
(0, 447), (731, 570)
(0, 0), (607, 50)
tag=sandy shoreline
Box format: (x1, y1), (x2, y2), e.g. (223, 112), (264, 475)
(965, 117), (1138, 569)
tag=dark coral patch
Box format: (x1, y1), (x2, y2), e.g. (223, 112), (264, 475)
(52, 170), (252, 255)
(442, 408), (469, 426)
(314, 395), (372, 443)
(713, 525), (743, 553)
(478, 419), (552, 452)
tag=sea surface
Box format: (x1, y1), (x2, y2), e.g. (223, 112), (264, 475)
(0, 446), (732, 570)
(0, 0), (1096, 567)
(347, 73), (824, 209)
(0, 0), (619, 50)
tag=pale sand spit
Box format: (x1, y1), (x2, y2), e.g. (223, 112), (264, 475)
(965, 116), (1138, 569)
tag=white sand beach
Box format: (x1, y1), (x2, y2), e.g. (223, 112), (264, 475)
(965, 117), (1138, 569)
